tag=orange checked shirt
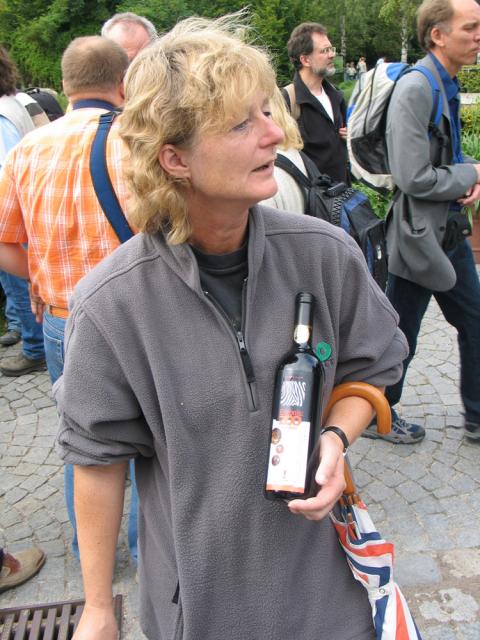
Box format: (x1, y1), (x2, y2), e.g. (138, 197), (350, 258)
(0, 107), (130, 310)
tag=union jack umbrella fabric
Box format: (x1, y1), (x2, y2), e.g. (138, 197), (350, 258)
(325, 383), (422, 640)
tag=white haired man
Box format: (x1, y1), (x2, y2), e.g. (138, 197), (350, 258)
(101, 11), (157, 61)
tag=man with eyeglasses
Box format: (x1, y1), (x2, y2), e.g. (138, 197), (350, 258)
(284, 22), (349, 183)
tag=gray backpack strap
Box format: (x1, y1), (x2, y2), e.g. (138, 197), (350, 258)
(282, 83), (300, 120)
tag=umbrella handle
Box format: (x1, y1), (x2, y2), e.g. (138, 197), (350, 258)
(323, 382), (391, 499)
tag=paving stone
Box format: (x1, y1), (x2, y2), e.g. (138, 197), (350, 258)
(12, 434), (35, 446)
(362, 480), (396, 502)
(425, 414), (446, 428)
(10, 397), (33, 409)
(23, 448), (50, 464)
(35, 483), (58, 500)
(396, 480), (430, 503)
(33, 435), (56, 448)
(433, 450), (459, 467)
(418, 473), (444, 492)
(36, 522), (64, 542)
(449, 473), (477, 493)
(421, 625), (461, 640)
(395, 553), (442, 586)
(419, 588), (479, 624)
(0, 406), (15, 422)
(1, 455), (21, 467)
(415, 495), (444, 515)
(454, 458), (480, 481)
(33, 395), (55, 409)
(1, 507), (23, 528)
(432, 485), (458, 499)
(24, 387), (44, 400)
(4, 521), (33, 541)
(397, 460), (428, 481)
(19, 474), (48, 492)
(14, 462), (41, 476)
(16, 404), (39, 416)
(1, 390), (21, 401)
(457, 528), (480, 549)
(4, 485), (28, 504)
(16, 412), (38, 426)
(13, 494), (45, 515)
(37, 463), (61, 478)
(45, 451), (63, 465)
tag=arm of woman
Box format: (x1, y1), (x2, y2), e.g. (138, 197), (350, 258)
(287, 393), (379, 521)
(72, 461), (128, 640)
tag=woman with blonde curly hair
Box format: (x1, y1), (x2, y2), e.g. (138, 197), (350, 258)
(56, 12), (407, 640)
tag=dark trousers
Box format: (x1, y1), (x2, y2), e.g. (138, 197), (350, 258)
(386, 240), (480, 424)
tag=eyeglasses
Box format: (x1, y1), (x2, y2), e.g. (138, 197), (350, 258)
(314, 46), (336, 55)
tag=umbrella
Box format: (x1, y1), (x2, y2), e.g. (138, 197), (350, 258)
(324, 383), (423, 640)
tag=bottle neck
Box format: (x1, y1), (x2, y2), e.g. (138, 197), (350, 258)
(293, 296), (313, 349)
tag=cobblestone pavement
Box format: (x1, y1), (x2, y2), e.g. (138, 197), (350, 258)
(1, 297), (479, 639)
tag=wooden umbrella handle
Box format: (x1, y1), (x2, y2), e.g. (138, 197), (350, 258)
(323, 382), (391, 499)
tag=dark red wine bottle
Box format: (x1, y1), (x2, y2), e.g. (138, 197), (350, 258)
(265, 292), (324, 501)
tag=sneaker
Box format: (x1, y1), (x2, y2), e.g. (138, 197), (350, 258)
(0, 329), (21, 346)
(0, 547), (46, 593)
(0, 353), (46, 377)
(464, 421), (480, 441)
(362, 409), (426, 444)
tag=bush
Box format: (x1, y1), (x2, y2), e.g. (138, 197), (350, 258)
(462, 132), (480, 160)
(458, 66), (480, 93)
(461, 102), (480, 136)
(337, 80), (356, 103)
(352, 181), (392, 220)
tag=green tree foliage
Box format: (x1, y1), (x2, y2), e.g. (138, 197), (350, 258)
(0, 0), (428, 91)
(0, 0), (118, 87)
(379, 0), (420, 62)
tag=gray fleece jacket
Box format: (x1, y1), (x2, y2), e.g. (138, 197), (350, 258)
(55, 206), (408, 640)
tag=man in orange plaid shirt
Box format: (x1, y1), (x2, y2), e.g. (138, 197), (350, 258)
(0, 35), (138, 560)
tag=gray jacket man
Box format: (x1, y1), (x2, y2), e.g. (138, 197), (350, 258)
(364, 0), (480, 445)
(386, 53), (478, 292)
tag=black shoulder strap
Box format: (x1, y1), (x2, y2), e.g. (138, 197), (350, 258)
(90, 111), (134, 243)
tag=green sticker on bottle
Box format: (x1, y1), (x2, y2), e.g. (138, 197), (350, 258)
(316, 342), (332, 362)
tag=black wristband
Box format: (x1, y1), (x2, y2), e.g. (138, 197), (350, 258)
(320, 426), (349, 454)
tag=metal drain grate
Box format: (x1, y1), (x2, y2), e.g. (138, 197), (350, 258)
(0, 595), (122, 639)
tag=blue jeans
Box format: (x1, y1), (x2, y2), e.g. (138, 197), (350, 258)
(0, 271), (44, 359)
(44, 312), (138, 561)
(386, 240), (480, 424)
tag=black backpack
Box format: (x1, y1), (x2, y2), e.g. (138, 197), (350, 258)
(24, 87), (64, 122)
(275, 151), (388, 290)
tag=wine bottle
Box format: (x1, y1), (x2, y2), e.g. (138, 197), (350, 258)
(265, 292), (324, 501)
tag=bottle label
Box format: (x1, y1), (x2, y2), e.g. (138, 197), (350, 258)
(294, 324), (310, 345)
(265, 376), (311, 494)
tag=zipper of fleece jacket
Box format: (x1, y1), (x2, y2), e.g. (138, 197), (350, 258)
(203, 278), (257, 411)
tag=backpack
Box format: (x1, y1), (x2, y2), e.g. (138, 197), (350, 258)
(275, 151), (388, 289)
(15, 91), (50, 128)
(346, 62), (446, 193)
(24, 87), (64, 122)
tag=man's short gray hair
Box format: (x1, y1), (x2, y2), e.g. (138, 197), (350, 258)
(101, 12), (158, 43)
(416, 0), (454, 50)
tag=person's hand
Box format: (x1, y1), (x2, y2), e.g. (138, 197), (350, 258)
(28, 283), (45, 324)
(287, 431), (346, 521)
(457, 182), (480, 207)
(72, 604), (118, 640)
(338, 126), (348, 141)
